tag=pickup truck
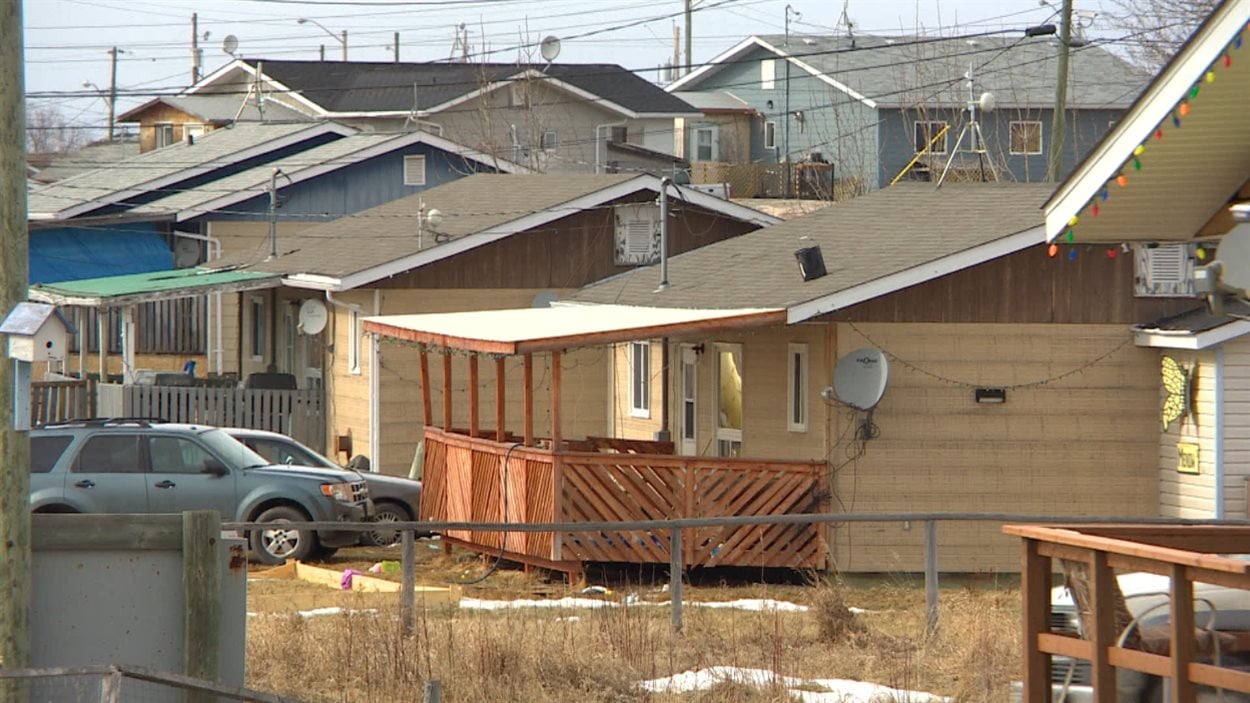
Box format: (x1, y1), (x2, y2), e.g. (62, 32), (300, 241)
(29, 419), (372, 564)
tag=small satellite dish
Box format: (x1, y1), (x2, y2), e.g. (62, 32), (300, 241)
(222, 35), (239, 57)
(1214, 223), (1250, 292)
(539, 36), (562, 63)
(172, 239), (201, 268)
(832, 347), (890, 411)
(978, 91), (996, 112)
(531, 290), (559, 308)
(297, 298), (328, 335)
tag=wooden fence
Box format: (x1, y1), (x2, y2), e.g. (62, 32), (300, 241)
(421, 427), (827, 573)
(71, 298), (207, 355)
(31, 379), (94, 425)
(96, 384), (325, 450)
(689, 161), (862, 201)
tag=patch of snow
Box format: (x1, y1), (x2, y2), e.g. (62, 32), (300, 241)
(458, 596), (872, 613)
(640, 667), (950, 702)
(685, 598), (809, 612)
(460, 597), (618, 610)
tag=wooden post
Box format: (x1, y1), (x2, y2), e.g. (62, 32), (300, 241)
(419, 350), (432, 428)
(1021, 539), (1053, 703)
(523, 353), (533, 446)
(550, 350), (561, 449)
(1088, 551), (1118, 703)
(495, 357), (506, 442)
(550, 350), (563, 561)
(183, 510), (221, 702)
(0, 0), (31, 680)
(1170, 563), (1195, 702)
(442, 352), (452, 430)
(468, 355), (479, 438)
(924, 520), (939, 634)
(670, 527), (683, 633)
(400, 529), (415, 637)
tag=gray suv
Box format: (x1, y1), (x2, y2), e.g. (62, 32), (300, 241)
(29, 419), (371, 564)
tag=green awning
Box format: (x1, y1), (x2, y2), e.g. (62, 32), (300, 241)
(28, 267), (280, 307)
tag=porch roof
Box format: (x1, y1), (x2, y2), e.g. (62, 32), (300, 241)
(1133, 298), (1250, 349)
(362, 304), (785, 355)
(28, 267), (281, 307)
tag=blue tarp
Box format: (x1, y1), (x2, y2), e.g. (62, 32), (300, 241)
(29, 223), (172, 284)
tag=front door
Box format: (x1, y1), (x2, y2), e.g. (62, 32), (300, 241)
(679, 345), (698, 455)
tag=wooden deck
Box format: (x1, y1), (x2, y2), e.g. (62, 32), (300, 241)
(422, 427), (828, 575)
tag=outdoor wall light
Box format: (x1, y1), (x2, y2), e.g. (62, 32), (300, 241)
(974, 388), (1007, 404)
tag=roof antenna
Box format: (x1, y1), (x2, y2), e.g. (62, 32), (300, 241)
(936, 58), (998, 187)
(837, 0), (855, 47)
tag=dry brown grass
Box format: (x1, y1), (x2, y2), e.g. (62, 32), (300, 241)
(245, 548), (1022, 702)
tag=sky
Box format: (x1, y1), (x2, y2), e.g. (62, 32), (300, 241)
(22, 0), (1122, 140)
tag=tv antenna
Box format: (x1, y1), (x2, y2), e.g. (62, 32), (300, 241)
(936, 57), (999, 187)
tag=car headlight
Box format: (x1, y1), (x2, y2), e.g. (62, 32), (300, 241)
(321, 482), (354, 502)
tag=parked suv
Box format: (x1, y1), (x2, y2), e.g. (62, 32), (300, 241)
(29, 419), (372, 564)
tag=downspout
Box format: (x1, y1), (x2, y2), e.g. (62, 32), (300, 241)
(369, 290), (381, 470)
(175, 229), (223, 374)
(595, 120), (627, 174)
(1215, 346), (1226, 518)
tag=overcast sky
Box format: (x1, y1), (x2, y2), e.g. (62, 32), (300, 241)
(23, 0), (1122, 138)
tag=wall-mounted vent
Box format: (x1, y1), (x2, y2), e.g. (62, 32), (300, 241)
(1134, 243), (1196, 297)
(614, 203), (660, 266)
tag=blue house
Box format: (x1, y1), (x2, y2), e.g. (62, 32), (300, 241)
(668, 33), (1149, 192)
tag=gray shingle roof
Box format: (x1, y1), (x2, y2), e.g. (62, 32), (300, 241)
(572, 182), (1052, 312)
(218, 173), (642, 279)
(738, 34), (1148, 109)
(242, 59), (700, 116)
(27, 122), (348, 219)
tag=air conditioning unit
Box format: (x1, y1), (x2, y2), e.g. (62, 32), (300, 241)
(1134, 243), (1196, 297)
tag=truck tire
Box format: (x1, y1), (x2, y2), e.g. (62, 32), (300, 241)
(250, 505), (317, 565)
(364, 501), (411, 547)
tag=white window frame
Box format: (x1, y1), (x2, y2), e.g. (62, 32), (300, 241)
(1009, 120), (1043, 155)
(403, 155), (427, 186)
(693, 125), (719, 162)
(540, 130), (558, 150)
(914, 120), (949, 155)
(347, 309), (362, 375)
(715, 343), (743, 457)
(155, 122), (175, 149)
(629, 341), (651, 418)
(760, 59), (776, 90)
(787, 343), (808, 433)
(249, 296), (265, 361)
(764, 121), (777, 150)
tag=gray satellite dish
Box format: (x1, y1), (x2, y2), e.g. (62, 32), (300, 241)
(172, 238), (201, 268)
(531, 290), (559, 308)
(222, 35), (239, 57)
(297, 298), (328, 335)
(539, 36), (562, 63)
(978, 91), (996, 112)
(832, 347), (889, 411)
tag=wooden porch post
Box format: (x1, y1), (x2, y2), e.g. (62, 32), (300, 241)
(1170, 563), (1196, 702)
(442, 351), (452, 430)
(523, 353), (533, 446)
(550, 349), (563, 561)
(1021, 539), (1052, 703)
(419, 349), (432, 428)
(550, 350), (561, 449)
(468, 355), (480, 438)
(495, 357), (506, 442)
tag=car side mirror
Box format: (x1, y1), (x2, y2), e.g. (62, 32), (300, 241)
(202, 460), (229, 477)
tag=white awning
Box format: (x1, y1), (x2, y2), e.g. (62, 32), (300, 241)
(362, 304), (786, 355)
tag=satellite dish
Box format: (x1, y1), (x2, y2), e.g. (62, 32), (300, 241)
(297, 298), (328, 335)
(832, 348), (889, 411)
(978, 91), (996, 112)
(172, 239), (201, 268)
(1215, 223), (1250, 293)
(539, 36), (562, 63)
(222, 35), (239, 57)
(531, 290), (559, 308)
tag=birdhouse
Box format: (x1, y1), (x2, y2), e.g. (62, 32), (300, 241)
(0, 302), (74, 363)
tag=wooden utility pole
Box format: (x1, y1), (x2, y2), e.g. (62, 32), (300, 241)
(107, 46), (121, 143)
(191, 13), (201, 83)
(0, 0), (31, 680)
(684, 0), (693, 74)
(1047, 0), (1074, 182)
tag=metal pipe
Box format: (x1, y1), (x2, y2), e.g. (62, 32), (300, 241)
(400, 529), (415, 636)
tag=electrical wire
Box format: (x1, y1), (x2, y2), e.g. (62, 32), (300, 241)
(450, 440), (522, 586)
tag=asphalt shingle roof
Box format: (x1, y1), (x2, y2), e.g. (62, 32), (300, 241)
(243, 59), (700, 115)
(572, 182), (1052, 311)
(745, 34), (1148, 109)
(27, 122), (345, 218)
(219, 173), (641, 279)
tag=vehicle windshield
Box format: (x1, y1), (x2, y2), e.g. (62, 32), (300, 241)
(199, 428), (274, 470)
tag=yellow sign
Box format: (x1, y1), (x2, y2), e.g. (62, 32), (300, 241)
(1177, 442), (1200, 475)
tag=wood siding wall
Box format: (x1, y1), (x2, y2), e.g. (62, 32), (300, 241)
(833, 322), (1159, 573)
(1157, 349), (1218, 519)
(126, 104), (218, 153)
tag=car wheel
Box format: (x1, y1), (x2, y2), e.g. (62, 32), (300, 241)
(250, 505), (317, 565)
(365, 501), (411, 547)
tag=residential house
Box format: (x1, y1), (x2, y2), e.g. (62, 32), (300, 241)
(182, 59), (700, 174)
(117, 94), (309, 153)
(1044, 0), (1250, 522)
(215, 173), (778, 471)
(667, 33), (1148, 192)
(358, 182), (1200, 575)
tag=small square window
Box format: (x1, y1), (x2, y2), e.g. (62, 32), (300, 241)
(541, 130), (559, 150)
(914, 121), (949, 154)
(787, 343), (808, 432)
(403, 155), (427, 186)
(249, 297), (265, 360)
(764, 121), (777, 150)
(1009, 121), (1043, 155)
(155, 123), (175, 149)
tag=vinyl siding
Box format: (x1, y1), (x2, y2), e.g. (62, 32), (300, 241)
(1157, 349), (1217, 518)
(1222, 337), (1250, 517)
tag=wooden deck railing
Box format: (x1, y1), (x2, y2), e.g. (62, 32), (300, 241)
(421, 427), (827, 572)
(1005, 523), (1250, 702)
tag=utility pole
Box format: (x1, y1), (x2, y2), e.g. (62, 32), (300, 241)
(191, 13), (201, 83)
(394, 32), (400, 63)
(0, 0), (31, 684)
(684, 0), (692, 74)
(107, 46), (121, 143)
(340, 30), (348, 61)
(1047, 0), (1073, 182)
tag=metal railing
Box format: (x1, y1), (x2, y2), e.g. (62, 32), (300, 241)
(229, 511), (1250, 635)
(0, 664), (309, 703)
